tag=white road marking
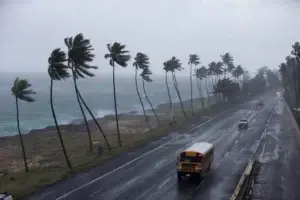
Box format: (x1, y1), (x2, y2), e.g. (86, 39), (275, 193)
(158, 177), (172, 188)
(155, 159), (166, 168)
(126, 176), (140, 186)
(54, 107), (235, 199)
(196, 181), (204, 190)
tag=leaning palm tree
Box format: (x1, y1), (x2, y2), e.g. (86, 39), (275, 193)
(65, 33), (111, 151)
(105, 42), (131, 147)
(48, 48), (72, 169)
(133, 53), (151, 131)
(221, 53), (233, 78)
(234, 65), (244, 85)
(194, 68), (204, 109)
(141, 67), (161, 126)
(169, 57), (187, 119)
(188, 54), (200, 115)
(199, 66), (210, 107)
(11, 78), (36, 172)
(163, 60), (175, 124)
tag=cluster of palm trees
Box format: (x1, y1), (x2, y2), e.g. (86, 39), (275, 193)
(279, 42), (300, 114)
(11, 33), (246, 172)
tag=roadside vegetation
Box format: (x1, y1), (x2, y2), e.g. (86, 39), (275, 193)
(279, 42), (300, 126)
(0, 33), (279, 198)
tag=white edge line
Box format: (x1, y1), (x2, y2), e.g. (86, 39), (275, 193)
(158, 177), (172, 188)
(126, 176), (140, 185)
(55, 106), (235, 199)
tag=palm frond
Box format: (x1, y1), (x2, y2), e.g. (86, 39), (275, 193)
(48, 48), (70, 80)
(11, 77), (36, 102)
(19, 95), (35, 102)
(133, 52), (150, 70)
(105, 42), (131, 68)
(65, 33), (97, 79)
(189, 54), (200, 66)
(141, 67), (153, 82)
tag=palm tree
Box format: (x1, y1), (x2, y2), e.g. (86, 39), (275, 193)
(215, 61), (224, 80)
(48, 48), (72, 169)
(65, 33), (111, 151)
(194, 68), (204, 109)
(195, 66), (208, 109)
(188, 54), (200, 115)
(199, 66), (210, 106)
(234, 65), (244, 85)
(227, 63), (236, 77)
(221, 53), (233, 78)
(141, 67), (161, 126)
(163, 60), (175, 124)
(133, 53), (151, 131)
(169, 57), (187, 119)
(11, 78), (36, 172)
(105, 42), (131, 147)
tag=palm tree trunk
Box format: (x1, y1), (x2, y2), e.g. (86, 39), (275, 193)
(77, 90), (111, 151)
(135, 68), (151, 131)
(173, 72), (187, 119)
(16, 97), (29, 172)
(165, 71), (174, 124)
(112, 66), (122, 147)
(142, 79), (161, 126)
(190, 64), (194, 115)
(197, 78), (205, 109)
(50, 79), (72, 169)
(71, 69), (92, 151)
(205, 78), (210, 107)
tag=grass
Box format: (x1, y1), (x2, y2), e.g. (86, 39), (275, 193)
(0, 96), (221, 199)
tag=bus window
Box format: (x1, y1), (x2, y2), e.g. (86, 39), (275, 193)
(180, 154), (202, 162)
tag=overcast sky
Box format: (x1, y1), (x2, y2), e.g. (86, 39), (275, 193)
(0, 0), (299, 76)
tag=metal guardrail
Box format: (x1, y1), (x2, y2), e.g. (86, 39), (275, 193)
(230, 160), (260, 200)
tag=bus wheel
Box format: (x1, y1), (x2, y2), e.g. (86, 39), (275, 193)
(207, 164), (211, 172)
(177, 172), (182, 181)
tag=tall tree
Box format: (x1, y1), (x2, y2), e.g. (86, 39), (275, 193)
(141, 67), (161, 126)
(11, 78), (36, 172)
(169, 57), (187, 119)
(200, 66), (211, 106)
(48, 48), (73, 168)
(133, 53), (151, 131)
(105, 42), (131, 147)
(194, 68), (205, 109)
(65, 33), (111, 151)
(188, 54), (200, 115)
(195, 66), (208, 108)
(221, 53), (233, 78)
(163, 60), (175, 124)
(233, 65), (244, 85)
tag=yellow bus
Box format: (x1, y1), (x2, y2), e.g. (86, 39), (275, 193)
(176, 142), (214, 181)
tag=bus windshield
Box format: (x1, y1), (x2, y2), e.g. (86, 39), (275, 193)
(180, 154), (202, 162)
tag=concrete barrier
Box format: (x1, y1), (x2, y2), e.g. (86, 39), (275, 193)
(230, 160), (259, 200)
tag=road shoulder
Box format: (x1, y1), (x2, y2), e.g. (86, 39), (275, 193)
(252, 99), (300, 200)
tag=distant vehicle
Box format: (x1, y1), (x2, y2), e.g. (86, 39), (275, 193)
(238, 119), (248, 129)
(176, 142), (214, 181)
(258, 100), (264, 106)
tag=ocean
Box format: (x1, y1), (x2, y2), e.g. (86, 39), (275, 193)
(0, 72), (209, 137)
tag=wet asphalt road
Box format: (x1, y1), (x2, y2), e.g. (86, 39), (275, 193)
(26, 95), (277, 200)
(252, 97), (300, 200)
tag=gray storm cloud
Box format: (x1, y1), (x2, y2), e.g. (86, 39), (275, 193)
(0, 0), (299, 75)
